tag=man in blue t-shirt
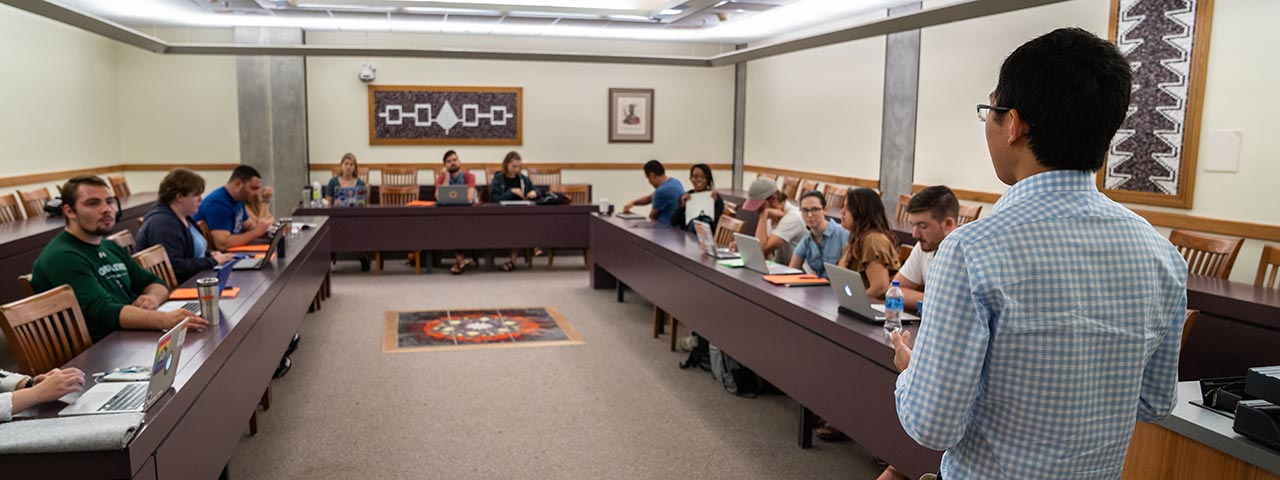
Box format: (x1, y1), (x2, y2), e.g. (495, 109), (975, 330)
(622, 160), (684, 224)
(195, 165), (270, 251)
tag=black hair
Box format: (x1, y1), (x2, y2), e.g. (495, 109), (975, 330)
(643, 160), (665, 176)
(843, 187), (893, 256)
(442, 150), (458, 163)
(229, 165), (261, 183)
(799, 190), (826, 209)
(905, 186), (959, 221)
(689, 164), (714, 188)
(992, 27), (1132, 171)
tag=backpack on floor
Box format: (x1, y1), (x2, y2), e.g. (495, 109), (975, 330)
(679, 333), (711, 371)
(708, 343), (766, 397)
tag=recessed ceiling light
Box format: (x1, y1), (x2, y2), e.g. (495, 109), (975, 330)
(659, 9), (682, 15)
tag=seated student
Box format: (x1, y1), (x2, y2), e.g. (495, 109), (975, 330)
(195, 165), (271, 251)
(490, 151), (539, 272)
(893, 185), (959, 312)
(137, 169), (236, 284)
(31, 176), (209, 342)
(246, 185), (274, 226)
(670, 163), (724, 232)
(836, 187), (901, 299)
(1, 368), (85, 422)
(436, 149), (477, 274)
(788, 191), (849, 279)
(622, 160), (684, 224)
(739, 178), (806, 264)
(326, 152), (366, 202)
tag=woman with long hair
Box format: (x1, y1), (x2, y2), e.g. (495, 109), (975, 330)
(837, 187), (901, 299)
(326, 152), (365, 202)
(490, 151), (538, 271)
(670, 163), (724, 232)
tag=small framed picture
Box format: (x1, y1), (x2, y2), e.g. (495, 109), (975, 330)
(609, 88), (654, 143)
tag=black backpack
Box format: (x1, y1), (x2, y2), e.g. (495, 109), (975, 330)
(680, 333), (768, 397)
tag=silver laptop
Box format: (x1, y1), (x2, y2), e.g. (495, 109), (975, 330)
(158, 263), (232, 317)
(436, 185), (471, 206)
(825, 263), (920, 323)
(231, 223), (287, 270)
(60, 319), (188, 416)
(734, 233), (803, 275)
(693, 220), (739, 259)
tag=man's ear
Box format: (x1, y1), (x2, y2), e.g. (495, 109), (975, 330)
(62, 202), (76, 220)
(1005, 109), (1031, 146)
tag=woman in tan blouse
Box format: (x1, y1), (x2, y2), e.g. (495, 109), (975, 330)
(837, 187), (901, 299)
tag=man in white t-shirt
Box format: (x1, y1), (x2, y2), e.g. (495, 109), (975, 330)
(894, 185), (960, 313)
(740, 178), (806, 264)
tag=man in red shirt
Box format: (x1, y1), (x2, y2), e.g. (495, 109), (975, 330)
(435, 150), (477, 274)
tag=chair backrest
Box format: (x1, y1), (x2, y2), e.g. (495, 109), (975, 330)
(799, 179), (819, 199)
(1256, 245), (1280, 290)
(550, 184), (589, 204)
(0, 285), (93, 376)
(331, 166), (371, 185)
(1183, 309), (1199, 347)
(132, 244), (179, 290)
(0, 193), (22, 224)
(527, 167), (562, 186)
(899, 244), (913, 264)
(483, 167), (501, 184)
(756, 173), (777, 182)
(1170, 230), (1245, 280)
(780, 177), (800, 201)
(17, 188), (52, 219)
(195, 220), (214, 247)
(107, 230), (136, 254)
(723, 201), (738, 218)
(714, 215), (745, 248)
(108, 175), (131, 198)
(17, 274), (34, 297)
(380, 185), (419, 206)
(894, 193), (912, 225)
(380, 167), (418, 186)
(957, 204), (983, 225)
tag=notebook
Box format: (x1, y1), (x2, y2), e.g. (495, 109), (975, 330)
(763, 274), (830, 287)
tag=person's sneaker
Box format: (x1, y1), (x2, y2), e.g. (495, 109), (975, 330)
(814, 424), (849, 442)
(286, 333), (300, 356)
(273, 357), (292, 379)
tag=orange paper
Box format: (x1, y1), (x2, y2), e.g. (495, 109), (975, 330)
(168, 287), (240, 300)
(227, 244), (270, 253)
(762, 274), (830, 287)
(406, 200), (436, 207)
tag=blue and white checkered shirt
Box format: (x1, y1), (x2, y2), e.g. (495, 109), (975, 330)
(895, 170), (1187, 479)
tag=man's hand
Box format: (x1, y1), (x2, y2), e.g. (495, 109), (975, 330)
(525, 190), (539, 200)
(132, 295), (160, 310)
(623, 202), (635, 214)
(164, 309), (210, 331)
(251, 218), (272, 237)
(31, 368), (85, 402)
(891, 330), (913, 373)
(762, 208), (784, 222)
(212, 251), (237, 264)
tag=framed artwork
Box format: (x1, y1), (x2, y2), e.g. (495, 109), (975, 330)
(1098, 0), (1214, 208)
(368, 85), (522, 145)
(609, 88), (654, 143)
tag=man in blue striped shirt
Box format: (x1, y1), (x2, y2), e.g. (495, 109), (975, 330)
(891, 28), (1188, 479)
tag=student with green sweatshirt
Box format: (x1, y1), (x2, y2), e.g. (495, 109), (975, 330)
(30, 176), (209, 342)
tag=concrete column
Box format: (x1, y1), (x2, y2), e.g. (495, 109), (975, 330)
(235, 27), (309, 217)
(731, 44), (748, 191)
(878, 3), (923, 216)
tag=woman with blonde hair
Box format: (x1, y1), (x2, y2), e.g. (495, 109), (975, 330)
(326, 152), (366, 202)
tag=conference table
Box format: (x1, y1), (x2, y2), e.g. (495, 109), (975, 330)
(359, 184), (591, 205)
(1180, 275), (1280, 380)
(0, 216), (331, 480)
(588, 213), (943, 478)
(0, 193), (157, 305)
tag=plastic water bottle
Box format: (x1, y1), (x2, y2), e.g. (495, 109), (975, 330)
(884, 280), (904, 339)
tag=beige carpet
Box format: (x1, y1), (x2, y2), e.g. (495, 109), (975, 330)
(230, 256), (883, 479)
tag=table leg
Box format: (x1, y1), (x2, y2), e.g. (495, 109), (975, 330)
(799, 406), (815, 449)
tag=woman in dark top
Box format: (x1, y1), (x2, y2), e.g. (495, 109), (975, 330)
(137, 169), (236, 284)
(490, 151), (539, 271)
(670, 163), (724, 233)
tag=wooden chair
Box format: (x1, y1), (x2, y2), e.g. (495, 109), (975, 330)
(957, 204), (983, 225)
(756, 173), (777, 182)
(17, 274), (34, 297)
(380, 167), (418, 186)
(0, 194), (22, 223)
(527, 167), (562, 186)
(108, 175), (131, 198)
(195, 220), (214, 248)
(376, 186), (421, 273)
(107, 230), (136, 254)
(714, 215), (744, 248)
(330, 166), (371, 185)
(822, 185), (844, 212)
(723, 201), (738, 218)
(0, 285), (93, 376)
(894, 193), (912, 225)
(546, 185), (592, 270)
(1183, 309), (1199, 347)
(131, 244), (179, 290)
(17, 188), (52, 219)
(900, 244), (914, 264)
(780, 177), (800, 201)
(799, 179), (819, 198)
(1169, 230), (1245, 280)
(1256, 245), (1280, 290)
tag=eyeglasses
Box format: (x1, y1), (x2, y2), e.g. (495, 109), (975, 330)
(800, 207), (825, 215)
(976, 104), (1011, 122)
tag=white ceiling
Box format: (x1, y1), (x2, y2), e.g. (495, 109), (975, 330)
(56, 0), (919, 43)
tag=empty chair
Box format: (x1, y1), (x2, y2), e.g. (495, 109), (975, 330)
(380, 167), (418, 186)
(756, 173), (777, 182)
(0, 285), (93, 376)
(714, 215), (745, 248)
(131, 244), (180, 290)
(107, 230), (136, 254)
(1182, 309), (1199, 347)
(894, 193), (912, 225)
(546, 185), (592, 270)
(822, 185), (845, 212)
(108, 175), (131, 198)
(723, 201), (738, 218)
(0, 194), (22, 223)
(16, 188), (52, 219)
(957, 204), (983, 225)
(1169, 229), (1244, 280)
(527, 167), (563, 186)
(799, 179), (819, 198)
(1257, 245), (1280, 290)
(780, 177), (800, 201)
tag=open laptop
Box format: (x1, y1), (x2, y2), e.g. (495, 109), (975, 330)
(157, 264), (232, 316)
(332, 186), (367, 207)
(231, 224), (286, 270)
(825, 263), (920, 323)
(693, 220), (738, 259)
(60, 319), (188, 416)
(733, 233), (803, 275)
(436, 185), (471, 206)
